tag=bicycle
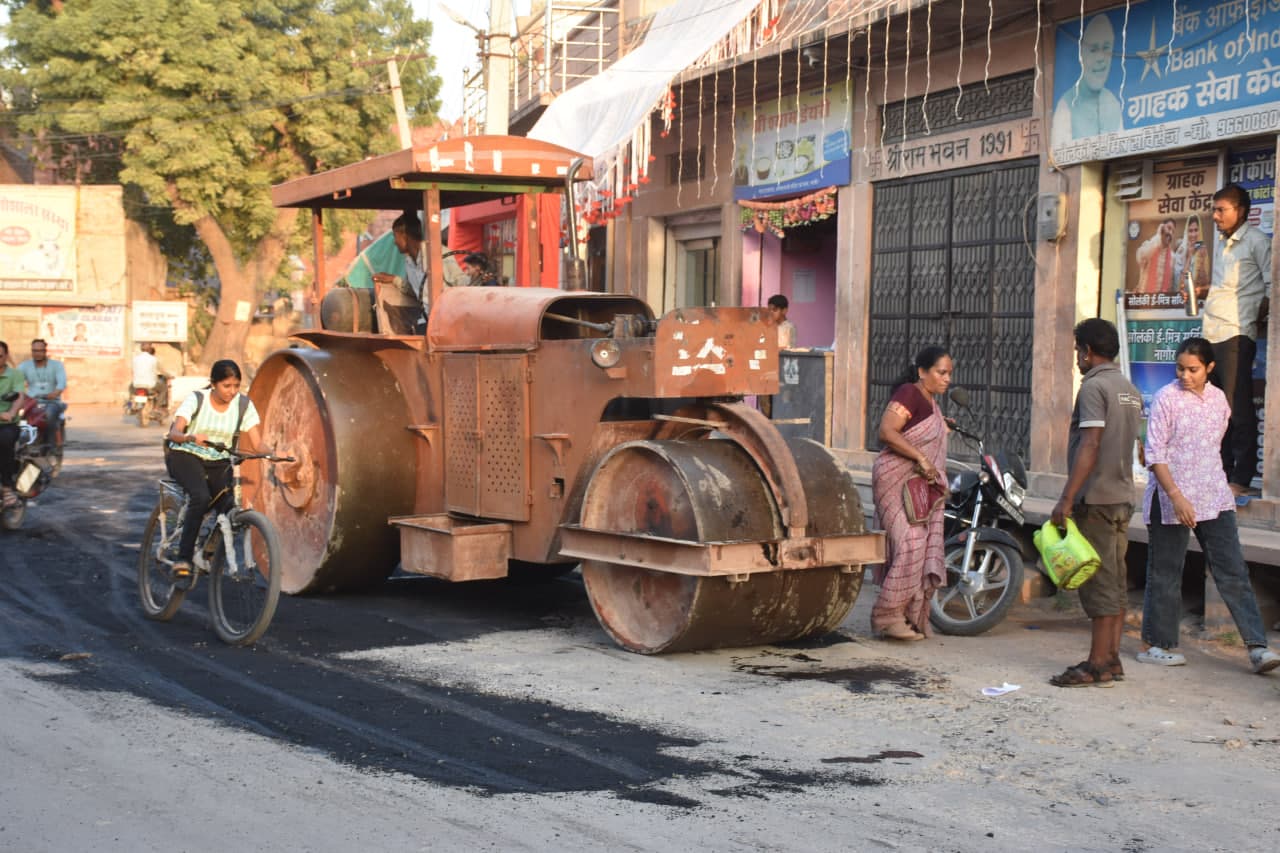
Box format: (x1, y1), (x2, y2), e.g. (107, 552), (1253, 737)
(138, 442), (294, 645)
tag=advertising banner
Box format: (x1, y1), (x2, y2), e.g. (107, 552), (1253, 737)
(1123, 156), (1217, 412)
(131, 301), (188, 343)
(0, 186), (77, 292)
(734, 84), (851, 201)
(42, 306), (125, 359)
(1052, 0), (1280, 166)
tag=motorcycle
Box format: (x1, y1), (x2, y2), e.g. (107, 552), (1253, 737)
(0, 393), (60, 531)
(929, 388), (1032, 636)
(126, 382), (169, 428)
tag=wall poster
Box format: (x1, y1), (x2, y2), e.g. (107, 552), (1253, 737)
(0, 186), (77, 292)
(41, 306), (125, 358)
(1123, 156), (1215, 411)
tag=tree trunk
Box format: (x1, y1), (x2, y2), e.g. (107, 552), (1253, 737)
(191, 206), (299, 370)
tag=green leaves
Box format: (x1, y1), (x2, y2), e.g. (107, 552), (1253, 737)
(2, 0), (441, 258)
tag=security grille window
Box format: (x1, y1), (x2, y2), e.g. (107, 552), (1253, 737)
(866, 160), (1037, 461)
(882, 71), (1034, 144)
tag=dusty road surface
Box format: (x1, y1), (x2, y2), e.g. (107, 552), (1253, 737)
(2, 408), (1279, 852)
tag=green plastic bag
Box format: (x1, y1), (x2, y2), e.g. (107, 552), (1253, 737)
(1033, 518), (1101, 590)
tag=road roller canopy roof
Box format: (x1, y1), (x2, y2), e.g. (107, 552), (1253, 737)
(429, 286), (653, 352)
(271, 136), (593, 210)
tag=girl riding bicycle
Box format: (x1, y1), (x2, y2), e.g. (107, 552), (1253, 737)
(164, 359), (263, 583)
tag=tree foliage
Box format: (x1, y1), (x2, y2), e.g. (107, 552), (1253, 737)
(1, 0), (440, 365)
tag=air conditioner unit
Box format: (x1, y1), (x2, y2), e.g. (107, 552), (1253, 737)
(1114, 161), (1153, 201)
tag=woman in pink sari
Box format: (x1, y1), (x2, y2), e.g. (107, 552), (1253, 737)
(870, 346), (953, 640)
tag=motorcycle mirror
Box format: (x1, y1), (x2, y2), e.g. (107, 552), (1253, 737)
(1, 391), (18, 403)
(948, 387), (970, 408)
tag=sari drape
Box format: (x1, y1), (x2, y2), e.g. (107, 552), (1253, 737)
(870, 400), (948, 635)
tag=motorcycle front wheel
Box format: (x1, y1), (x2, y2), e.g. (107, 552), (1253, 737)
(930, 540), (1024, 636)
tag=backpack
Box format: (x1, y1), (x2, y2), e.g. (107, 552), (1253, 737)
(166, 390), (251, 452)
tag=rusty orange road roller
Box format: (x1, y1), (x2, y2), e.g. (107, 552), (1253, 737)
(253, 135), (883, 653)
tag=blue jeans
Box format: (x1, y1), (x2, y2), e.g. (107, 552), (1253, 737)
(1143, 495), (1267, 649)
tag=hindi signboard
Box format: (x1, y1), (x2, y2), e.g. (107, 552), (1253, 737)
(0, 186), (77, 293)
(734, 84), (851, 201)
(131, 301), (188, 344)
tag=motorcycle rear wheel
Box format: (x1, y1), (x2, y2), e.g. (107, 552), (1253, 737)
(930, 540), (1023, 636)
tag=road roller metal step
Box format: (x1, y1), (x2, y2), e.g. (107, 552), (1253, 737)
(390, 514), (512, 582)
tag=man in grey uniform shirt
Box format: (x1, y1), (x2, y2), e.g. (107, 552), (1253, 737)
(1050, 318), (1143, 688)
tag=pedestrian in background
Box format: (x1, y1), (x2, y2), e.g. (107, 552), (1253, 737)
(766, 294), (797, 348)
(1199, 183), (1270, 497)
(1050, 319), (1142, 687)
(1138, 337), (1280, 674)
(869, 346), (952, 641)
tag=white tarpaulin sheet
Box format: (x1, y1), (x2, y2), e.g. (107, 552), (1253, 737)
(529, 0), (762, 159)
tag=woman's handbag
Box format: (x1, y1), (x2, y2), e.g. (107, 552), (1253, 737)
(903, 476), (947, 525)
(1033, 518), (1101, 589)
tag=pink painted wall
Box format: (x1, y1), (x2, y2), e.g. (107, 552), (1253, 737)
(739, 225), (837, 348)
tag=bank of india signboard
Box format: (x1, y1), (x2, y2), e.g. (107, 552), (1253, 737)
(1052, 0), (1280, 166)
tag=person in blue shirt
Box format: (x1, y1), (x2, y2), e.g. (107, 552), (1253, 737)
(17, 339), (67, 451)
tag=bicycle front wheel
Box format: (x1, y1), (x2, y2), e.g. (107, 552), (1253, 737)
(209, 510), (282, 646)
(138, 503), (186, 621)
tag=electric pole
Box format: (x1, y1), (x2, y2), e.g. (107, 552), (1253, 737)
(486, 0), (512, 134)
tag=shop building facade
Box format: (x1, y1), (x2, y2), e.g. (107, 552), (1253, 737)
(498, 0), (1280, 544)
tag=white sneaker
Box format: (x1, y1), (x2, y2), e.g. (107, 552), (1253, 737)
(1136, 646), (1186, 666)
(1249, 647), (1280, 674)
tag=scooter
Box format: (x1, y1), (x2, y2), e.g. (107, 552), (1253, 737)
(0, 393), (59, 531)
(126, 381), (169, 428)
(929, 388), (1033, 636)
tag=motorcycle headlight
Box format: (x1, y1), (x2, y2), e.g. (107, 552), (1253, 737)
(1003, 472), (1025, 507)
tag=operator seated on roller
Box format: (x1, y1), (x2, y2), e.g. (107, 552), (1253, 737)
(371, 212), (428, 335)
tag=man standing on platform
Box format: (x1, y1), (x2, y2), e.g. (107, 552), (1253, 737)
(1198, 184), (1270, 497)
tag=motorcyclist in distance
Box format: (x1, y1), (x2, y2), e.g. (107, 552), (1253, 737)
(18, 338), (66, 451)
(0, 340), (31, 509)
(131, 342), (169, 411)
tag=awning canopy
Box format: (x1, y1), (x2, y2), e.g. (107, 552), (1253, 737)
(528, 0), (761, 159)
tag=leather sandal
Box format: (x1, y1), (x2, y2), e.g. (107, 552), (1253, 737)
(1050, 661), (1115, 688)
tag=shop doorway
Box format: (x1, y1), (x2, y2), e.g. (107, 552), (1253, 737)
(865, 159), (1038, 459)
(663, 212), (722, 311)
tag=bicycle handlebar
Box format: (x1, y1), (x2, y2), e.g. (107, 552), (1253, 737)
(203, 441), (296, 464)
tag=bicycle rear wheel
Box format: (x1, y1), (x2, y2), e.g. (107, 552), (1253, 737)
(209, 510), (281, 645)
(138, 503), (186, 621)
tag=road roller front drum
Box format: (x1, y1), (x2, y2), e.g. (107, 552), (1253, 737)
(578, 437), (865, 654)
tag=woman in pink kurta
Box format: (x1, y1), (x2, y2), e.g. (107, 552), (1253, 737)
(1138, 337), (1280, 673)
(870, 347), (953, 640)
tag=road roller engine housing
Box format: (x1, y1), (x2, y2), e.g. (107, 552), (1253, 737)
(253, 135), (884, 653)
